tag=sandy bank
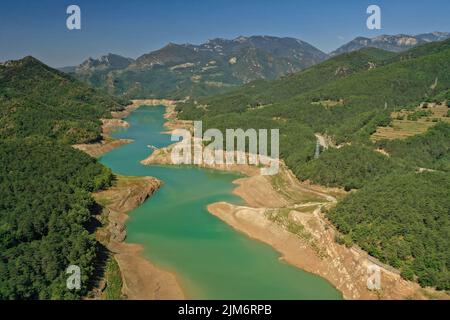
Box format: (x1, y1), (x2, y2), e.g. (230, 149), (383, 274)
(140, 103), (448, 300)
(78, 99), (185, 300)
(207, 167), (448, 300)
(73, 118), (132, 158)
(112, 99), (178, 119)
(94, 176), (184, 300)
(74, 99), (178, 158)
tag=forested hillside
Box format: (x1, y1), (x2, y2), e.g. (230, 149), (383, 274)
(0, 57), (125, 299)
(379, 123), (450, 171)
(177, 39), (450, 289)
(178, 39), (450, 180)
(329, 172), (450, 290)
(0, 138), (113, 299)
(0, 56), (127, 144)
(297, 145), (403, 190)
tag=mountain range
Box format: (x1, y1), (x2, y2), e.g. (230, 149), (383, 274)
(60, 32), (449, 100)
(330, 32), (450, 56)
(2, 31), (450, 297)
(63, 36), (327, 99)
(176, 38), (450, 290)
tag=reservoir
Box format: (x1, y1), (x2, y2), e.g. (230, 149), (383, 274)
(100, 105), (342, 299)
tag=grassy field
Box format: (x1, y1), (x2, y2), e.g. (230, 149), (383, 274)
(102, 257), (123, 300)
(372, 104), (450, 141)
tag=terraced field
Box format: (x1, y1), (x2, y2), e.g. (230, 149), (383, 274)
(372, 104), (450, 141)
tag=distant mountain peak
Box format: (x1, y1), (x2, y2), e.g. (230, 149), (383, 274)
(1, 56), (44, 69)
(234, 36), (249, 43)
(68, 35), (328, 99)
(331, 32), (450, 56)
(76, 53), (134, 73)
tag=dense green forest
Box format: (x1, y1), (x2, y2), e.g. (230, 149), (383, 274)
(177, 39), (450, 289)
(0, 57), (125, 299)
(0, 138), (113, 299)
(328, 172), (450, 290)
(379, 123), (450, 171)
(297, 123), (450, 189)
(297, 145), (403, 190)
(0, 56), (128, 144)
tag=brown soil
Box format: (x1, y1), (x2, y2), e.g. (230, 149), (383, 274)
(73, 138), (132, 158)
(371, 104), (450, 142)
(140, 143), (260, 177)
(130, 102), (448, 300)
(207, 166), (449, 300)
(94, 176), (185, 300)
(73, 118), (132, 158)
(78, 99), (186, 300)
(74, 99), (179, 158)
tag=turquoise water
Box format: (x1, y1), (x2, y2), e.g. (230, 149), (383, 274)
(99, 105), (342, 300)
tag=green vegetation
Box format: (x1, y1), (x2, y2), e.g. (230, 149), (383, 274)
(297, 145), (402, 190)
(329, 172), (450, 290)
(72, 37), (328, 99)
(176, 39), (450, 289)
(407, 109), (433, 121)
(103, 257), (123, 300)
(378, 122), (450, 171)
(0, 138), (113, 299)
(0, 56), (127, 144)
(177, 47), (396, 116)
(179, 40), (450, 187)
(0, 57), (125, 299)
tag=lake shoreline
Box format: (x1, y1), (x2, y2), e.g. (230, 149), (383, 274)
(94, 175), (185, 300)
(83, 99), (185, 300)
(143, 103), (447, 300)
(74, 99), (178, 158)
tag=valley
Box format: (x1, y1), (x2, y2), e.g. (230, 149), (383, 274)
(136, 103), (448, 299)
(175, 38), (450, 291)
(99, 105), (343, 299)
(1, 27), (450, 300)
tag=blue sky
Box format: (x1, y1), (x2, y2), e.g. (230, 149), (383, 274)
(1, 0), (449, 67)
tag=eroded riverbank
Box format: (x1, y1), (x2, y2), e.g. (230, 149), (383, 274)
(100, 104), (342, 299)
(77, 100), (185, 299)
(94, 176), (184, 299)
(141, 105), (448, 300)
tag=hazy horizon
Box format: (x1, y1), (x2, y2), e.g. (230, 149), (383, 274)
(1, 0), (450, 67)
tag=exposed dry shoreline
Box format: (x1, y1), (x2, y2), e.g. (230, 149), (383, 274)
(94, 176), (184, 300)
(142, 105), (449, 300)
(79, 99), (185, 300)
(73, 118), (132, 158)
(215, 175), (448, 300)
(74, 99), (179, 158)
